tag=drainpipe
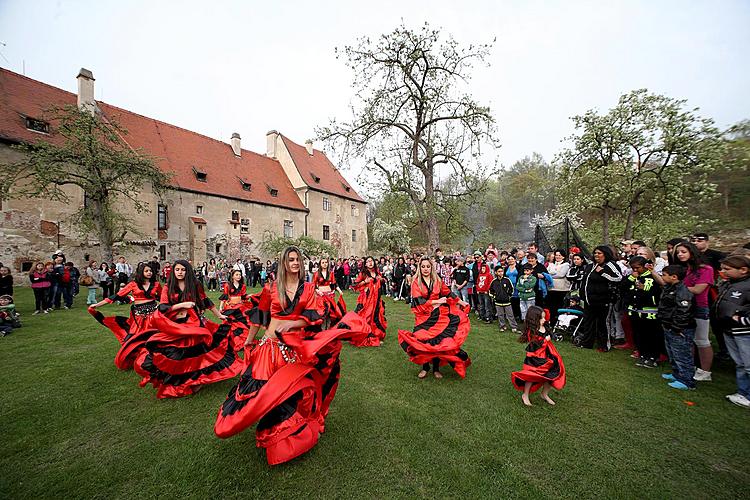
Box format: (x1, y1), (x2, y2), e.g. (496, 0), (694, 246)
(304, 190), (309, 236)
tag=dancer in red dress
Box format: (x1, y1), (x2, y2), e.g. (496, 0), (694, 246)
(218, 269), (252, 350)
(215, 246), (370, 466)
(88, 262), (162, 370)
(511, 305), (566, 406)
(398, 256), (472, 379)
(312, 257), (346, 329)
(351, 256), (387, 346)
(133, 260), (243, 398)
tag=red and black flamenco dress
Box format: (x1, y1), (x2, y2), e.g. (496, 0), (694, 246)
(218, 282), (252, 350)
(397, 279), (472, 378)
(133, 285), (243, 398)
(511, 333), (566, 392)
(312, 271), (347, 327)
(88, 281), (162, 370)
(215, 281), (371, 466)
(350, 272), (387, 346)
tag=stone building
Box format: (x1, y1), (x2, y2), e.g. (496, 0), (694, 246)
(0, 67), (367, 279)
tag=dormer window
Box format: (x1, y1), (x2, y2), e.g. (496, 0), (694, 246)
(240, 180), (251, 191)
(267, 185), (278, 197)
(310, 172), (321, 184)
(341, 182), (351, 192)
(192, 167), (207, 182)
(25, 117), (49, 134)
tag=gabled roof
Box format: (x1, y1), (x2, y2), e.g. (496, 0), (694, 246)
(0, 68), (307, 212)
(280, 135), (366, 203)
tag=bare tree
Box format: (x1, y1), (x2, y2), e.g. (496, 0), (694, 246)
(318, 23), (499, 252)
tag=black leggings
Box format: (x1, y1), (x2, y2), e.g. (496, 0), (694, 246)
(33, 288), (48, 311)
(422, 358), (441, 372)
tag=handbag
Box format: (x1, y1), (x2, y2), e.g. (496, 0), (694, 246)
(79, 275), (94, 287)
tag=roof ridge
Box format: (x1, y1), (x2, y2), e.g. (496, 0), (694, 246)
(0, 66), (268, 161)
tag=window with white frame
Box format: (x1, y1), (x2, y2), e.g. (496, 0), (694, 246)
(283, 220), (294, 238)
(323, 197), (331, 211)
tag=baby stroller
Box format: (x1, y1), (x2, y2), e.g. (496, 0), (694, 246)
(552, 291), (584, 342)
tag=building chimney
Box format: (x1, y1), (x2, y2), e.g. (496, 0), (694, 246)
(305, 139), (314, 156)
(76, 68), (96, 115)
(266, 130), (279, 158)
(231, 132), (241, 156)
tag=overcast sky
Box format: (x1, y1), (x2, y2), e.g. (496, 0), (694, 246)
(1, 0), (748, 196)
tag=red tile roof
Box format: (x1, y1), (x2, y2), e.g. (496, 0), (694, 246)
(189, 216), (207, 224)
(0, 68), (307, 212)
(281, 135), (365, 203)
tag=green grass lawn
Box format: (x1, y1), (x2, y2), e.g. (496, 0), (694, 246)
(1, 286), (749, 499)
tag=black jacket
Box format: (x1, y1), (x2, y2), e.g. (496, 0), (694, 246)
(657, 283), (696, 332)
(488, 277), (514, 305)
(713, 276), (750, 337)
(580, 261), (622, 306)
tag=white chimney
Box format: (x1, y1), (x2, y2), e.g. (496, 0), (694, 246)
(231, 132), (241, 156)
(305, 139), (314, 156)
(76, 68), (96, 115)
(266, 130), (279, 158)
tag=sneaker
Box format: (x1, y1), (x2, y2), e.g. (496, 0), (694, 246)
(668, 381), (694, 390)
(643, 358), (658, 369)
(693, 368), (712, 382)
(727, 394), (750, 408)
(33, 310), (40, 315)
(635, 357), (647, 367)
(725, 393), (739, 400)
(630, 350), (641, 359)
(63, 306), (70, 310)
(44, 310), (50, 314)
(662, 373), (676, 381)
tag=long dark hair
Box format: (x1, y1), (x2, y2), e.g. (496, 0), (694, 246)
(230, 269), (244, 287)
(167, 259), (200, 303)
(134, 262), (157, 286)
(519, 305), (545, 343)
(593, 245), (616, 263)
(362, 256), (380, 278)
(673, 241), (707, 272)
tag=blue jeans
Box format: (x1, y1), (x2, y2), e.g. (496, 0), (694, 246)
(520, 298), (535, 320)
(454, 286), (469, 304)
(724, 334), (750, 398)
(664, 327), (696, 388)
(53, 284), (73, 308)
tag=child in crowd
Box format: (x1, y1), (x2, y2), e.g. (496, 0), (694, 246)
(0, 294), (20, 336)
(511, 305), (566, 406)
(475, 260), (494, 322)
(29, 262), (52, 314)
(44, 262), (56, 310)
(0, 266), (13, 297)
(624, 256), (662, 368)
(657, 265), (696, 390)
(489, 266), (518, 332)
(516, 264), (537, 320)
(714, 255), (750, 408)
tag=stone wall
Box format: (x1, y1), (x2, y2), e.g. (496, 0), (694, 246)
(305, 188), (368, 257)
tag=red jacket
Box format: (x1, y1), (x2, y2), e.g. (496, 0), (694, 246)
(475, 264), (493, 293)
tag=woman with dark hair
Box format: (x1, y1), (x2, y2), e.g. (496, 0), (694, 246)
(674, 241), (715, 381)
(218, 269), (253, 350)
(350, 256), (388, 346)
(132, 260), (242, 398)
(88, 262), (162, 370)
(398, 256), (472, 379)
(566, 253), (586, 291)
(313, 257), (346, 329)
(207, 258), (218, 291)
(215, 246), (370, 465)
(578, 246), (623, 351)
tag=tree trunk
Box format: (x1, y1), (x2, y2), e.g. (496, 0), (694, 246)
(602, 205), (611, 245)
(91, 198), (115, 263)
(423, 164), (440, 253)
(622, 191), (642, 240)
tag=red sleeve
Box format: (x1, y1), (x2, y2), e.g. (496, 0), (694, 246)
(410, 280), (433, 315)
(299, 283), (323, 326)
(106, 281), (135, 303)
(160, 285), (171, 304)
(247, 284), (272, 327)
(439, 281), (452, 298)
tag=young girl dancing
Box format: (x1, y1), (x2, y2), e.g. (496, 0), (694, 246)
(511, 305), (566, 406)
(313, 257), (347, 329)
(351, 256), (388, 346)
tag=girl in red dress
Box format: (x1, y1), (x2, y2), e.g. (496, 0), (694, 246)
(88, 262), (162, 370)
(215, 246), (370, 466)
(218, 269), (252, 350)
(133, 260), (243, 398)
(398, 256), (472, 379)
(351, 256), (387, 346)
(312, 257), (346, 329)
(511, 305), (566, 406)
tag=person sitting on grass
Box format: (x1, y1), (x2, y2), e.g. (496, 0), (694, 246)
(657, 265), (696, 391)
(0, 294), (20, 336)
(511, 305), (566, 407)
(516, 264), (537, 320)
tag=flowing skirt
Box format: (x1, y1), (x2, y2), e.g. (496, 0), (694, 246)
(88, 302), (160, 370)
(511, 339), (566, 392)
